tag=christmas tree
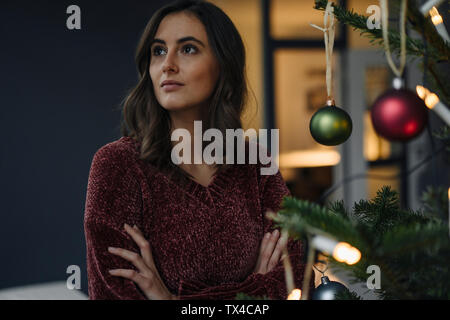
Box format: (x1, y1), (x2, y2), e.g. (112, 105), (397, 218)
(237, 0), (449, 300)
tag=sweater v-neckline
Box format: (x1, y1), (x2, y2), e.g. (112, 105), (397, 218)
(178, 164), (221, 189)
(160, 164), (233, 208)
(122, 135), (233, 206)
(178, 163), (231, 191)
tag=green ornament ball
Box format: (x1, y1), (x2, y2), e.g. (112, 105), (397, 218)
(309, 104), (353, 146)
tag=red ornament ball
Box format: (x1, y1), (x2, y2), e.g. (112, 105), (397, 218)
(370, 88), (428, 141)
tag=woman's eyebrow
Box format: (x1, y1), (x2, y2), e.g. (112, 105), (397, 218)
(151, 36), (205, 47)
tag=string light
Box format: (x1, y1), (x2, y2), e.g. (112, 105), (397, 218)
(287, 289), (302, 300)
(429, 6), (450, 43)
(310, 235), (361, 265)
(416, 85), (450, 126)
(419, 0), (445, 16)
(333, 242), (361, 265)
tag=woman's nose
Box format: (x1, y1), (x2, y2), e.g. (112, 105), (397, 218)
(163, 64), (177, 73)
(162, 50), (178, 73)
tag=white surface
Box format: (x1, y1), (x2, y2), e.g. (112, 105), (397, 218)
(0, 281), (89, 300)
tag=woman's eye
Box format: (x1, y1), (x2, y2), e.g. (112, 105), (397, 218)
(152, 46), (165, 56)
(152, 44), (197, 56)
(182, 44), (197, 54)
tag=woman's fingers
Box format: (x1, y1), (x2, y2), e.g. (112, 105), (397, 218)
(108, 268), (155, 291)
(260, 229), (280, 272)
(108, 224), (175, 300)
(108, 246), (149, 275)
(109, 268), (145, 282)
(254, 232), (271, 273)
(123, 223), (155, 270)
(267, 232), (288, 271)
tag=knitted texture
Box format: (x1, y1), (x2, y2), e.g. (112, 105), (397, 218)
(84, 136), (314, 300)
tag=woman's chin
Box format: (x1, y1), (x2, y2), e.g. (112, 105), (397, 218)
(160, 103), (194, 113)
(163, 106), (189, 112)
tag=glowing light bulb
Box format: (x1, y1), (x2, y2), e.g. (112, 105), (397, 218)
(416, 85), (430, 100)
(287, 289), (302, 300)
(333, 242), (361, 265)
(429, 7), (450, 42)
(310, 235), (361, 265)
(425, 93), (439, 109)
(430, 7), (443, 25)
(415, 86), (450, 126)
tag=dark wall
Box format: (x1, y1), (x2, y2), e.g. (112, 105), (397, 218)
(0, 0), (170, 295)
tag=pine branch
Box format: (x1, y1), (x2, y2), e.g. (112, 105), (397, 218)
(380, 222), (449, 256)
(327, 199), (351, 219)
(420, 185), (449, 221)
(277, 197), (365, 249)
(275, 184), (450, 299)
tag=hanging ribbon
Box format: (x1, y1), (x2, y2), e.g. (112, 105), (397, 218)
(311, 1), (336, 102)
(380, 0), (407, 78)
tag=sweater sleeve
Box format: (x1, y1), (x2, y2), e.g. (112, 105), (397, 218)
(84, 146), (147, 300)
(177, 166), (315, 300)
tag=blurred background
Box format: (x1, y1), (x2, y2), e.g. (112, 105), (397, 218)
(1, 0), (448, 299)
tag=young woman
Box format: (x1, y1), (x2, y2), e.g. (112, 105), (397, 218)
(84, 0), (314, 300)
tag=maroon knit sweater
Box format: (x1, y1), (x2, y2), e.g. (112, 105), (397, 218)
(84, 136), (314, 300)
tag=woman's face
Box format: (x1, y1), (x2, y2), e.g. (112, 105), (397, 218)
(149, 12), (220, 116)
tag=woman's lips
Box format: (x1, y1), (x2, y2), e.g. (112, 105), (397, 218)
(163, 84), (184, 92)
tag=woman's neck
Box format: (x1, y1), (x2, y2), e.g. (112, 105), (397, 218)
(169, 104), (207, 134)
(169, 107), (208, 165)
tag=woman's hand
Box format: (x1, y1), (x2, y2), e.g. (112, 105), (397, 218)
(107, 223), (178, 300)
(253, 229), (289, 275)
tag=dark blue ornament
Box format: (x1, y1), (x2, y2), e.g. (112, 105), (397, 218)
(311, 276), (350, 300)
